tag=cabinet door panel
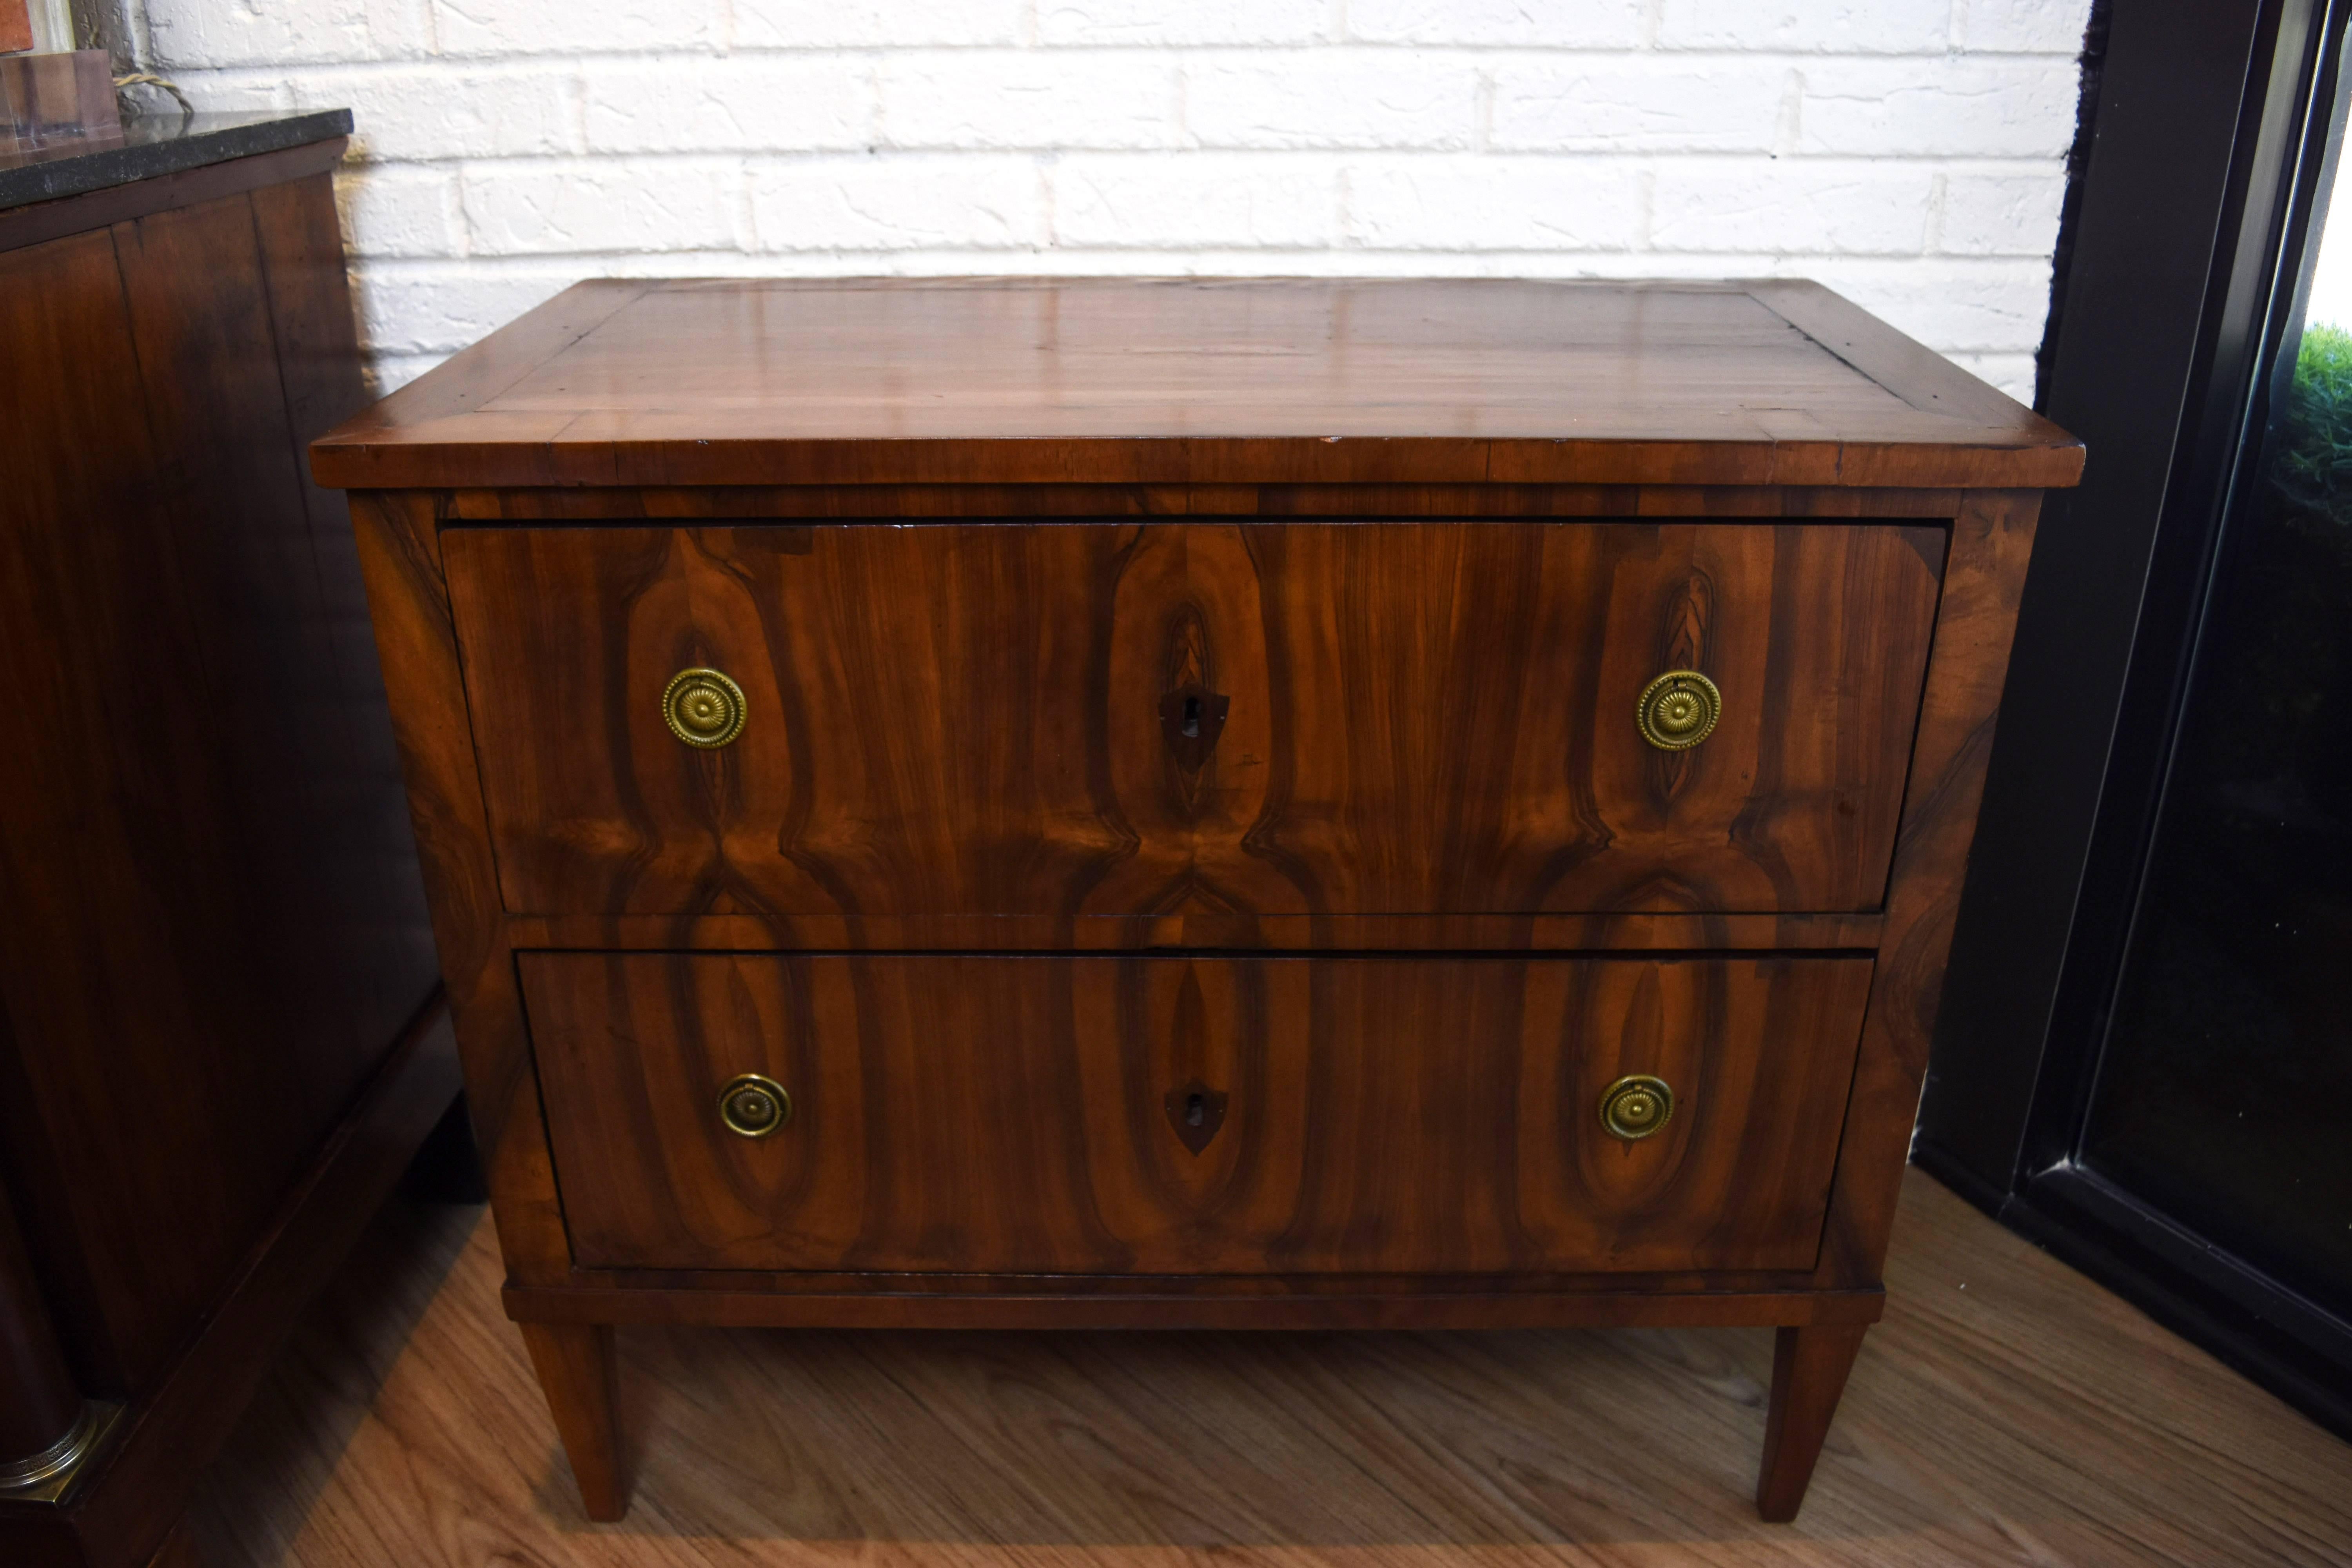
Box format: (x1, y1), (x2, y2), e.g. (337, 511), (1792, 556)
(522, 951), (1873, 1276)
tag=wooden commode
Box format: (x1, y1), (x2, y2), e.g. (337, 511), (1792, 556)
(310, 278), (2083, 1523)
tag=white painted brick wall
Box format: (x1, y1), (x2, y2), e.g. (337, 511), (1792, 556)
(105, 0), (2093, 401)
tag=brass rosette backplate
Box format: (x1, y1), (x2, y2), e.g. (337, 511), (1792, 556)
(1635, 670), (1721, 751)
(717, 1073), (791, 1138)
(1599, 1074), (1675, 1142)
(664, 666), (748, 749)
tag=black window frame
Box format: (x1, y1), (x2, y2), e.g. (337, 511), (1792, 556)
(1918, 0), (2352, 1438)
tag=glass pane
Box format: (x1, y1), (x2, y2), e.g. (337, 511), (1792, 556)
(2079, 120), (2352, 1313)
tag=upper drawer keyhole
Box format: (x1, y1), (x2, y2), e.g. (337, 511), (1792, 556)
(1159, 682), (1229, 771)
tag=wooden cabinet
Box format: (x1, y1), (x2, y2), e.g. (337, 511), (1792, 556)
(311, 276), (2082, 1526)
(0, 115), (454, 1568)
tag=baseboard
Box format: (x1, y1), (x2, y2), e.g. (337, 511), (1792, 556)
(0, 992), (461, 1568)
(1907, 1140), (2013, 1221)
(1912, 1147), (2352, 1444)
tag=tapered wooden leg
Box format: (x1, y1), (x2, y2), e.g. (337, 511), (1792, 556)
(518, 1322), (627, 1521)
(1755, 1323), (1867, 1522)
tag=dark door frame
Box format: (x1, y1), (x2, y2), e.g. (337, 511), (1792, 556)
(1918, 0), (2352, 1437)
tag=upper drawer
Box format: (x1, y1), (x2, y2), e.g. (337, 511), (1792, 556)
(443, 521), (1942, 917)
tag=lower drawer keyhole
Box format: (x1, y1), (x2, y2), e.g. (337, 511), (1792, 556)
(1164, 1078), (1228, 1155)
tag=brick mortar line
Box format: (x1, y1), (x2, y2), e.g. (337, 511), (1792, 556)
(334, 153), (2076, 169)
(160, 48), (2089, 72)
(340, 250), (2066, 269)
(151, 46), (2087, 63)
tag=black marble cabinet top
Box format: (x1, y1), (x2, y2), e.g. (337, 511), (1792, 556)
(0, 109), (352, 210)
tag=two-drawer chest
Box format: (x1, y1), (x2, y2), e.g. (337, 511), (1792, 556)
(310, 277), (2083, 1523)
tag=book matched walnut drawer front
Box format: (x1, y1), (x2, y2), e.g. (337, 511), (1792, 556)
(443, 520), (1943, 918)
(523, 952), (1874, 1277)
(312, 277), (2082, 1526)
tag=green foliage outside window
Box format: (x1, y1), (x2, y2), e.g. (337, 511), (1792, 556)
(2273, 320), (2352, 515)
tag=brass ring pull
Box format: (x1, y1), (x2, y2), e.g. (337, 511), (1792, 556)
(664, 667), (747, 749)
(717, 1073), (791, 1138)
(1599, 1074), (1675, 1142)
(1635, 670), (1720, 751)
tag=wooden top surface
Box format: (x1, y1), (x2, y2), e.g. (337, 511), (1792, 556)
(310, 277), (2083, 492)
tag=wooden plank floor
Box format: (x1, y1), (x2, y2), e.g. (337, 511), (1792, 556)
(187, 1168), (2352, 1568)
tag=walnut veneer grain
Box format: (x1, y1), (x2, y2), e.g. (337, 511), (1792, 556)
(311, 278), (2082, 492)
(315, 277), (2080, 1524)
(443, 521), (1940, 919)
(522, 953), (1871, 1278)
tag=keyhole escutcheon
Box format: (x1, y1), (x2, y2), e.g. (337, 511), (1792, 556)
(1159, 682), (1230, 771)
(1165, 1079), (1228, 1155)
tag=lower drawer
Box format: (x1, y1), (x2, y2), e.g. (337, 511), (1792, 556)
(521, 952), (1871, 1276)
